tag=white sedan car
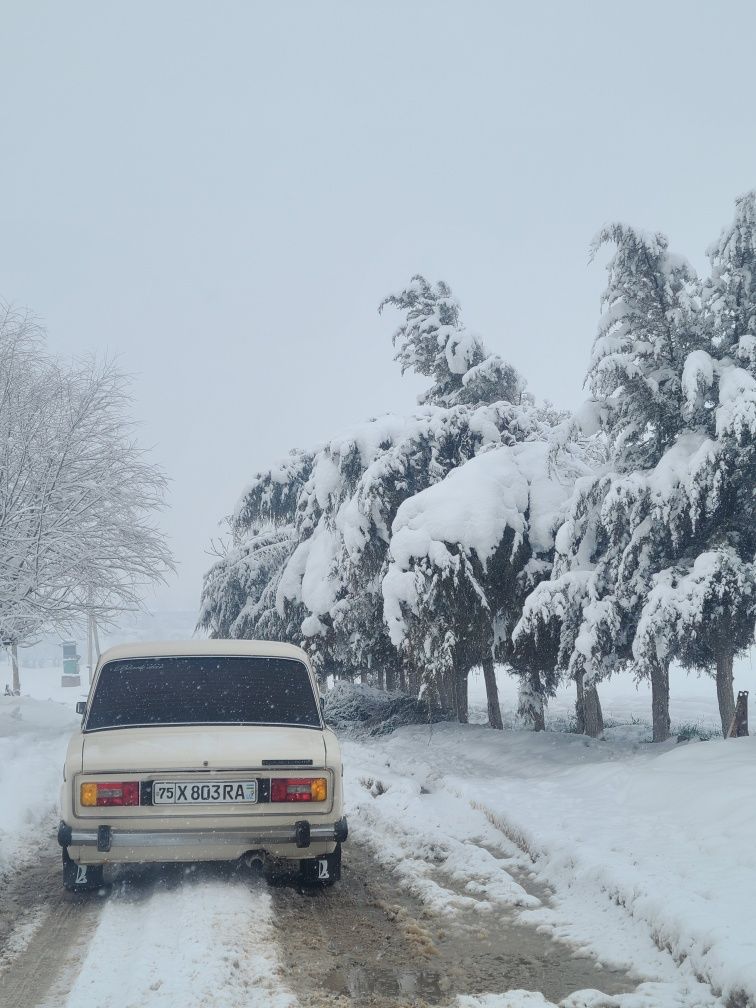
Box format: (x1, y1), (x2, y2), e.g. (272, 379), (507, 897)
(58, 640), (347, 891)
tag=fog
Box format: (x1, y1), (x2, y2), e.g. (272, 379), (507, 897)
(2, 1), (755, 611)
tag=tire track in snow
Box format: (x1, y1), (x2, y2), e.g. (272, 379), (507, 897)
(272, 840), (634, 1007)
(0, 844), (103, 1008)
(61, 864), (296, 1008)
(342, 740), (728, 1007)
(0, 852), (295, 1008)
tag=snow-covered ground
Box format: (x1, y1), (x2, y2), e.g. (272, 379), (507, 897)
(0, 688), (79, 875)
(2, 655), (754, 1006)
(464, 655), (754, 733)
(343, 717), (756, 1006)
(330, 653), (756, 1006)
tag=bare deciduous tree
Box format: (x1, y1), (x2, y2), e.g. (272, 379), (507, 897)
(0, 303), (174, 689)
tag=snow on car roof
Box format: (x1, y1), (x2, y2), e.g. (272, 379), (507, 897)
(97, 639), (312, 666)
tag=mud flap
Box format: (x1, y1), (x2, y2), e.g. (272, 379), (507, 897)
(300, 843), (341, 885)
(62, 850), (104, 892)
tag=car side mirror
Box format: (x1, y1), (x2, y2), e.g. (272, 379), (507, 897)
(76, 701), (87, 716)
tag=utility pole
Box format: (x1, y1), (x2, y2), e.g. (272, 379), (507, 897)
(92, 615), (101, 660)
(86, 609), (101, 686)
(86, 611), (93, 687)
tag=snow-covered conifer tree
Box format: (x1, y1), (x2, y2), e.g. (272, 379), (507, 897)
(382, 450), (527, 727)
(198, 450), (313, 648)
(202, 277), (555, 713)
(273, 404), (519, 684)
(635, 549), (755, 735)
(383, 418), (590, 728)
(515, 225), (701, 738)
(521, 199), (756, 739)
(587, 224), (699, 471)
(198, 525), (295, 641)
(379, 275), (523, 408)
(514, 476), (609, 737)
(629, 192), (756, 735)
(635, 190), (756, 734)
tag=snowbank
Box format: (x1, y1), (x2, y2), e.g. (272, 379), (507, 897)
(344, 720), (756, 1006)
(0, 690), (79, 872)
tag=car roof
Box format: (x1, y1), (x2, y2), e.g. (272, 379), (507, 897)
(97, 639), (312, 666)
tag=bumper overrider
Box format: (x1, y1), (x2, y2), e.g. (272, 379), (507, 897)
(58, 816), (348, 854)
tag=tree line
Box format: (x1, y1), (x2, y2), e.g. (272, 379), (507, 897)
(200, 191), (756, 741)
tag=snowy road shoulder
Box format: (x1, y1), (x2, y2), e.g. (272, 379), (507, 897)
(343, 724), (755, 1007)
(0, 694), (79, 874)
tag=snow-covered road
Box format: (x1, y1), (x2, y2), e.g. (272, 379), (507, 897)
(1, 835), (636, 1008)
(64, 870), (294, 1008)
(1, 665), (754, 1007)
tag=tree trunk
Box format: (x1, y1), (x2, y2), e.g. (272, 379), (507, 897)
(481, 654), (503, 730)
(532, 704), (546, 732)
(575, 673), (585, 734)
(436, 668), (452, 714)
(360, 670), (368, 685)
(11, 642), (20, 694)
(455, 669), (469, 724)
(650, 660), (671, 742)
(731, 691), (749, 737)
(715, 646), (735, 737)
(582, 677), (604, 738)
(398, 666), (407, 692)
(530, 669), (546, 732)
(408, 666), (420, 696)
(377, 666), (385, 691)
(385, 666), (397, 692)
(517, 670), (546, 731)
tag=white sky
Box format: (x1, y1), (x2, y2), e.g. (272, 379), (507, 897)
(2, 1), (756, 612)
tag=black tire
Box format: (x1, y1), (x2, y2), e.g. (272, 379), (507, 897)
(299, 842), (341, 886)
(62, 849), (105, 892)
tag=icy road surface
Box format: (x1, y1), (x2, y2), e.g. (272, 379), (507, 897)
(1, 835), (636, 1008)
(0, 756), (736, 1008)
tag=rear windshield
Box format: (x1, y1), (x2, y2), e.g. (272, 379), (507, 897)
(85, 655), (321, 731)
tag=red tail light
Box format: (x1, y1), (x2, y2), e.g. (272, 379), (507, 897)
(81, 781), (140, 807)
(271, 777), (327, 802)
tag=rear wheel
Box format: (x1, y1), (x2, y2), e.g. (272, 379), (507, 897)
(62, 849), (105, 892)
(299, 843), (341, 886)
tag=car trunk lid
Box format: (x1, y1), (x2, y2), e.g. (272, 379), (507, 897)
(81, 724), (326, 773)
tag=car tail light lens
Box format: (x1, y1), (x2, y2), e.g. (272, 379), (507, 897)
(271, 777), (328, 802)
(80, 781), (140, 807)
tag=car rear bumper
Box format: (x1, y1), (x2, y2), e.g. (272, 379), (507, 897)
(58, 816), (348, 864)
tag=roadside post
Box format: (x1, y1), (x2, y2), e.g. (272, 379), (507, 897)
(726, 691), (749, 738)
(61, 641), (81, 688)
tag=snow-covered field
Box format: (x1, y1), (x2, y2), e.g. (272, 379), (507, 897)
(2, 656), (755, 1007)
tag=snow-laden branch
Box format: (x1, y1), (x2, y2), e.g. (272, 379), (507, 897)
(0, 304), (173, 644)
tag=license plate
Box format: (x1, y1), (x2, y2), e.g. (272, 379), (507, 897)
(153, 780), (258, 805)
